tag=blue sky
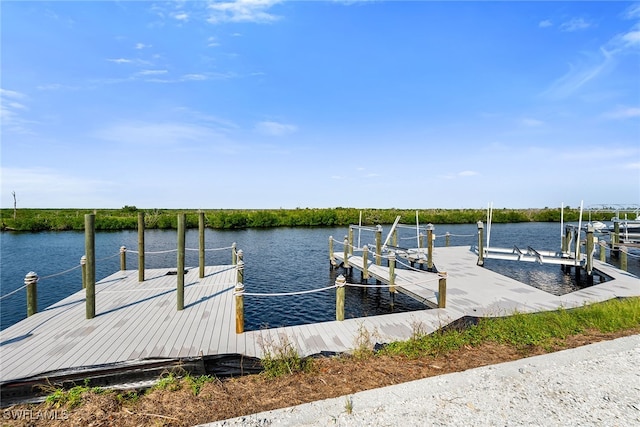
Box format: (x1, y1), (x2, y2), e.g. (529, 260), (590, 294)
(1, 1), (639, 209)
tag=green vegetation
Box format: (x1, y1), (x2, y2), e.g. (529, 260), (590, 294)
(259, 335), (314, 378)
(43, 380), (105, 409)
(381, 297), (640, 357)
(0, 206), (606, 232)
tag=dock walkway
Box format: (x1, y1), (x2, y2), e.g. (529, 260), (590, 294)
(1, 247), (638, 390)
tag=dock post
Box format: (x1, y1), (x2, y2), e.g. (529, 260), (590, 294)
(419, 233), (424, 249)
(25, 271), (38, 317)
(612, 222), (620, 258)
(138, 212), (145, 282)
(573, 228), (581, 269)
(177, 213), (185, 311)
(235, 283), (244, 334)
(81, 255), (87, 289)
(343, 236), (350, 273)
(599, 241), (606, 262)
(392, 228), (397, 248)
(329, 236), (335, 267)
(375, 225), (382, 266)
(389, 252), (396, 306)
(586, 225), (594, 276)
(85, 213), (96, 319)
(119, 246), (126, 271)
(621, 247), (628, 272)
(438, 272), (447, 308)
(362, 245), (369, 281)
(232, 242), (237, 265)
(335, 274), (345, 321)
(348, 227), (354, 255)
(199, 211), (205, 279)
(562, 226), (570, 254)
(445, 232), (450, 247)
(236, 251), (244, 284)
(426, 223), (434, 271)
(477, 221), (484, 266)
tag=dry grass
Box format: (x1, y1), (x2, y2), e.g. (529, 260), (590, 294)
(2, 327), (638, 427)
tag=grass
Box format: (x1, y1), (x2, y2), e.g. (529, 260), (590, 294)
(381, 297), (640, 358)
(9, 297), (639, 426)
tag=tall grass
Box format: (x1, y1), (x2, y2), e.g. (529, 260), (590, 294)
(381, 297), (640, 357)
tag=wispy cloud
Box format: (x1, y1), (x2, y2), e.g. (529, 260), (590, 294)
(173, 12), (189, 22)
(623, 3), (640, 20)
(107, 58), (133, 64)
(207, 36), (220, 47)
(542, 48), (613, 99)
(135, 43), (151, 50)
(602, 106), (640, 120)
(207, 0), (282, 24)
(560, 17), (592, 32)
(520, 118), (544, 127)
(135, 69), (168, 76)
(458, 170), (479, 177)
(0, 88), (35, 134)
(538, 20), (552, 28)
(256, 120), (297, 136)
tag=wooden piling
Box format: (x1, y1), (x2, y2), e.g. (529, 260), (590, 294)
(25, 271), (38, 317)
(199, 211), (205, 279)
(329, 235), (335, 267)
(85, 213), (96, 319)
(362, 245), (369, 281)
(375, 226), (382, 266)
(426, 223), (434, 270)
(348, 227), (354, 255)
(177, 213), (185, 311)
(232, 242), (237, 265)
(477, 221), (484, 266)
(621, 247), (628, 272)
(335, 274), (346, 321)
(419, 233), (424, 249)
(235, 283), (244, 333)
(236, 250), (244, 284)
(392, 228), (397, 247)
(138, 212), (145, 282)
(343, 236), (349, 271)
(389, 252), (396, 294)
(586, 225), (594, 275)
(438, 272), (447, 308)
(119, 246), (126, 271)
(445, 232), (451, 247)
(81, 255), (87, 289)
(612, 222), (620, 258)
(599, 240), (606, 262)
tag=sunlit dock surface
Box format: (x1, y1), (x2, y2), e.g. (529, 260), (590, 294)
(1, 247), (639, 388)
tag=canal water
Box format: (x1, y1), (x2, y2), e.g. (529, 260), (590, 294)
(1, 222), (636, 331)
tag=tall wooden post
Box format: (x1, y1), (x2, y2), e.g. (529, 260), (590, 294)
(335, 274), (345, 321)
(612, 222), (620, 258)
(235, 283), (244, 333)
(362, 245), (369, 281)
(25, 271), (38, 317)
(199, 211), (205, 279)
(621, 247), (628, 272)
(375, 225), (382, 266)
(477, 221), (485, 266)
(392, 228), (397, 247)
(586, 225), (594, 275)
(438, 272), (447, 308)
(85, 213), (96, 319)
(445, 232), (451, 247)
(419, 233), (424, 249)
(599, 240), (606, 262)
(119, 246), (126, 271)
(426, 223), (434, 271)
(138, 212), (145, 282)
(329, 235), (335, 266)
(389, 252), (396, 307)
(343, 236), (349, 271)
(232, 242), (237, 265)
(574, 228), (581, 269)
(177, 213), (185, 311)
(348, 227), (354, 255)
(81, 255), (87, 289)
(236, 250), (244, 284)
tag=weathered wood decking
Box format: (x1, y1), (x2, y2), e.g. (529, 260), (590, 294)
(1, 247), (639, 387)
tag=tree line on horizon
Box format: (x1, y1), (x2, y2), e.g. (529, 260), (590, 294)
(0, 206), (607, 232)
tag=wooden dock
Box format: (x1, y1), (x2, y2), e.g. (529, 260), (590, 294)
(2, 246), (639, 397)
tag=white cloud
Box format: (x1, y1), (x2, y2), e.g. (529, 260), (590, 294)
(623, 3), (640, 20)
(458, 171), (479, 177)
(560, 17), (592, 32)
(107, 58), (133, 64)
(207, 36), (220, 47)
(136, 69), (169, 76)
(182, 73), (208, 81)
(135, 43), (151, 50)
(256, 120), (297, 136)
(542, 48), (613, 99)
(538, 20), (552, 28)
(174, 12), (189, 22)
(520, 118), (544, 127)
(602, 106), (640, 120)
(207, 0), (282, 24)
(93, 121), (226, 147)
(0, 88), (35, 134)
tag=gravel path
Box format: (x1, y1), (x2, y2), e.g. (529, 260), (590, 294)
(202, 335), (640, 426)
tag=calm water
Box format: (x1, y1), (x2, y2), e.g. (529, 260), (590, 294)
(1, 223), (637, 331)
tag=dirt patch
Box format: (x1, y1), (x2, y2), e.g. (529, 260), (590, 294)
(2, 328), (638, 427)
